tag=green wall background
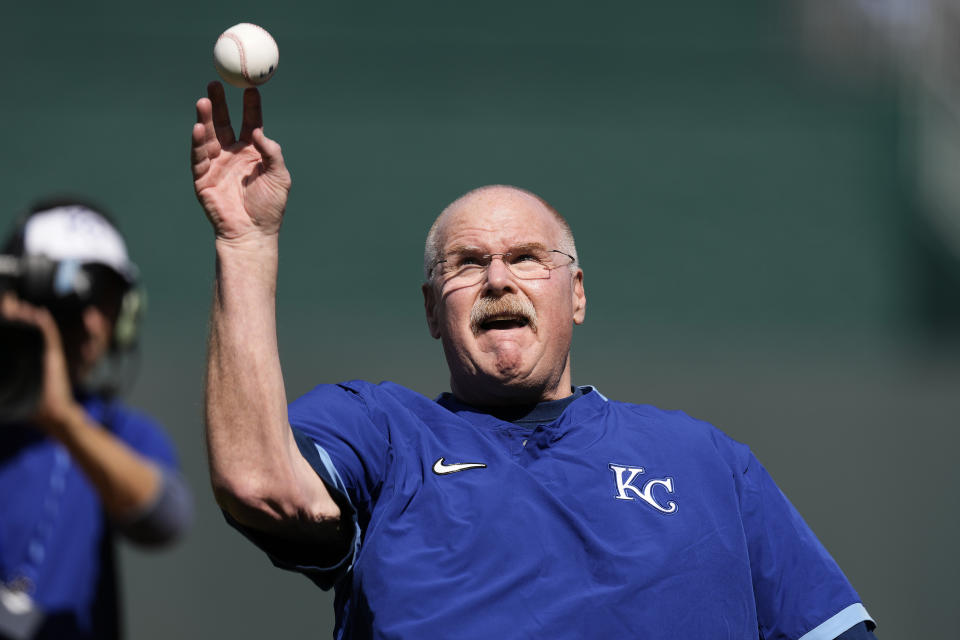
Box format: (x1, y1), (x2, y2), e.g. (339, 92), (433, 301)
(2, 2), (956, 637)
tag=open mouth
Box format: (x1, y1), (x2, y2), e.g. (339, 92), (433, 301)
(470, 296), (538, 335)
(480, 315), (530, 331)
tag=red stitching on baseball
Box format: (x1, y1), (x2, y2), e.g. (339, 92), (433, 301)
(222, 32), (248, 84)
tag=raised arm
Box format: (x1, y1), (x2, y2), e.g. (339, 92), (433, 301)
(192, 82), (341, 542)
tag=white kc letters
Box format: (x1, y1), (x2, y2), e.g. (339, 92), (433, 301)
(608, 464), (677, 514)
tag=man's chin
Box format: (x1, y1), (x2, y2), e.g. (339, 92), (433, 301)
(454, 360), (544, 404)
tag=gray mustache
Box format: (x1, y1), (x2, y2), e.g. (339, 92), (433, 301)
(470, 296), (538, 335)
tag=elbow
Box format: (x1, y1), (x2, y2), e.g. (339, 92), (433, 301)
(212, 471), (341, 533)
(211, 472), (276, 524)
(119, 471), (194, 548)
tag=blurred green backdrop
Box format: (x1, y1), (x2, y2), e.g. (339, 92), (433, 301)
(2, 1), (957, 638)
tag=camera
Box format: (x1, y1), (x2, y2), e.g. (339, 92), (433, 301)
(0, 316), (44, 422)
(0, 254), (90, 421)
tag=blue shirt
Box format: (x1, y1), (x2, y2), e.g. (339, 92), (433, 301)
(245, 381), (873, 639)
(0, 395), (179, 639)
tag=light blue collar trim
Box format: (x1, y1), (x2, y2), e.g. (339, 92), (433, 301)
(577, 385), (609, 402)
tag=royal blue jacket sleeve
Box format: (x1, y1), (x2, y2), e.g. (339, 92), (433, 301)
(286, 381), (392, 524)
(224, 382), (391, 589)
(739, 452), (874, 639)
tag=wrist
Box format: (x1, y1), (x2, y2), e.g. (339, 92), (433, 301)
(35, 400), (87, 438)
(213, 237), (280, 305)
(216, 229), (278, 262)
(215, 230), (280, 255)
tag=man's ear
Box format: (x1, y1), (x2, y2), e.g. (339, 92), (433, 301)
(572, 269), (586, 325)
(422, 282), (442, 339)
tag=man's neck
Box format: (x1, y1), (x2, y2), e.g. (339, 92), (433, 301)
(446, 386), (582, 424)
(449, 370), (575, 409)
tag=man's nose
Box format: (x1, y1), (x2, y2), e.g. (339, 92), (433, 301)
(483, 254), (515, 292)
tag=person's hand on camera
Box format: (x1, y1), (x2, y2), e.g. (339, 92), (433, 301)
(0, 292), (82, 432)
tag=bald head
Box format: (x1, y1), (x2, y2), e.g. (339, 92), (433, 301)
(423, 185), (577, 280)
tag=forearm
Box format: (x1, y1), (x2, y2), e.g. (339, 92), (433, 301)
(207, 237), (340, 531)
(45, 404), (161, 520)
(41, 412), (189, 546)
(207, 237), (288, 510)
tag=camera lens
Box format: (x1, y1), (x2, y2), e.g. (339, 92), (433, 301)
(0, 319), (44, 422)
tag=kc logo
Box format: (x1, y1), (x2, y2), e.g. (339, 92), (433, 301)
(608, 464), (678, 514)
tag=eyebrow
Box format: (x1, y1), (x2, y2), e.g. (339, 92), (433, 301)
(444, 241), (550, 255)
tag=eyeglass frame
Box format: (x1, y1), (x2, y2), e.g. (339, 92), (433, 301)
(429, 246), (577, 286)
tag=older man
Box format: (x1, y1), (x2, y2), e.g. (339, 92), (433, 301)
(192, 83), (876, 640)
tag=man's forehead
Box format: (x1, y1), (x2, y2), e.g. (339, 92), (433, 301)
(438, 188), (560, 247)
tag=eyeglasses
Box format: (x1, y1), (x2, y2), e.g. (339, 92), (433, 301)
(431, 247), (576, 288)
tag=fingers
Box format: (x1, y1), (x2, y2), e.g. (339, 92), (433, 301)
(239, 88), (263, 143)
(193, 90), (219, 178)
(1, 291), (32, 325)
(195, 94), (215, 140)
(191, 120), (211, 181)
(0, 293), (60, 347)
(2, 293), (42, 329)
(207, 81), (236, 147)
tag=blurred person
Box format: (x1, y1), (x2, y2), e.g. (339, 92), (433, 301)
(192, 83), (877, 639)
(0, 198), (191, 640)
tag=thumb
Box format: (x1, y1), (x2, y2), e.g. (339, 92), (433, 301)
(28, 304), (65, 356)
(251, 128), (290, 180)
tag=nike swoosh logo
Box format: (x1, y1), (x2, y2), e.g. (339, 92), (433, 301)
(432, 457), (487, 475)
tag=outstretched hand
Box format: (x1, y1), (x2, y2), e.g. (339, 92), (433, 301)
(192, 82), (292, 243)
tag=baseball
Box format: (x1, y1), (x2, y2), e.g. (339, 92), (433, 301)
(213, 23), (279, 88)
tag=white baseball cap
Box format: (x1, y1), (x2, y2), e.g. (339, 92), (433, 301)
(22, 204), (138, 283)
